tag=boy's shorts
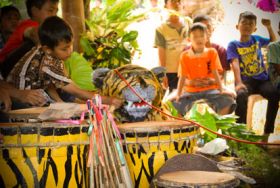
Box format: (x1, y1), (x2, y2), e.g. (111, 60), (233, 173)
(172, 90), (236, 115)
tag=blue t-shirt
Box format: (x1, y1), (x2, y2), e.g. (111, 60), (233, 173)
(227, 35), (270, 81)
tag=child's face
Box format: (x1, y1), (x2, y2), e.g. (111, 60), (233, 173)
(236, 18), (257, 36)
(33, 1), (58, 23)
(166, 0), (181, 11)
(50, 40), (73, 61)
(189, 29), (207, 50)
(200, 20), (213, 42)
(0, 10), (20, 33)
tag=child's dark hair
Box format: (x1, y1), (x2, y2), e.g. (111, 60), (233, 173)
(188, 22), (207, 36)
(238, 11), (257, 23)
(164, 0), (181, 5)
(25, 0), (59, 18)
(39, 16), (73, 49)
(193, 14), (211, 23)
(0, 5), (20, 19)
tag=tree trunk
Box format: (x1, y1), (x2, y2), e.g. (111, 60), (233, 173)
(61, 0), (85, 52)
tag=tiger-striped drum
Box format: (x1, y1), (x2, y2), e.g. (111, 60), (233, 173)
(118, 120), (199, 188)
(0, 122), (89, 188)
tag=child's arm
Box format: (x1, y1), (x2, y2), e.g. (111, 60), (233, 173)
(231, 58), (247, 91)
(46, 84), (63, 102)
(176, 76), (186, 102)
(212, 69), (223, 92)
(24, 27), (40, 44)
(0, 80), (47, 107)
(158, 46), (168, 89)
(62, 83), (123, 108)
(262, 19), (276, 42)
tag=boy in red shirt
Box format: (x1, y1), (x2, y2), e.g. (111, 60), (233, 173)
(173, 23), (235, 115)
(0, 5), (21, 49)
(0, 0), (58, 78)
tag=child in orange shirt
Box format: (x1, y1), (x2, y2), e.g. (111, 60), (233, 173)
(173, 23), (235, 115)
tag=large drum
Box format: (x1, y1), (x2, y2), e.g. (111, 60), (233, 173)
(153, 171), (240, 188)
(0, 122), (89, 188)
(118, 120), (199, 188)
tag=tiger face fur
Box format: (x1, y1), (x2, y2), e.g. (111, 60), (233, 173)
(92, 64), (166, 122)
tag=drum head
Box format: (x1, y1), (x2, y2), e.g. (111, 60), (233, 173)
(155, 171), (239, 187)
(118, 120), (196, 133)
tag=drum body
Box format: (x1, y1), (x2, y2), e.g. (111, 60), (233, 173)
(0, 122), (89, 188)
(118, 120), (199, 188)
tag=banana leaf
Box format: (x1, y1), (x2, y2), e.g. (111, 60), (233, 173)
(189, 103), (217, 140)
(64, 52), (96, 91)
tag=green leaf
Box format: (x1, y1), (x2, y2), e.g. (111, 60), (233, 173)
(122, 31), (138, 42)
(189, 104), (217, 140)
(64, 52), (96, 91)
(80, 37), (95, 56)
(164, 100), (179, 117)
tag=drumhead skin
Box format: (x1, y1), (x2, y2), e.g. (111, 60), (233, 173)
(118, 120), (196, 132)
(155, 171), (240, 187)
(118, 120), (199, 188)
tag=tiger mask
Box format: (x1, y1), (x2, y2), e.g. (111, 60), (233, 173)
(92, 64), (166, 122)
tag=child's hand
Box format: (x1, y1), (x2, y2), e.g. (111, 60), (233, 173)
(261, 19), (271, 28)
(175, 95), (181, 103)
(190, 78), (213, 87)
(17, 89), (47, 106)
(221, 87), (237, 98)
(235, 83), (247, 92)
(0, 90), (11, 112)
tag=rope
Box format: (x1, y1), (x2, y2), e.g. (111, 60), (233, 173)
(114, 69), (280, 146)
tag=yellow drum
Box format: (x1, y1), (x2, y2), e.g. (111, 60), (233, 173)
(118, 120), (199, 188)
(0, 122), (89, 188)
(153, 171), (240, 188)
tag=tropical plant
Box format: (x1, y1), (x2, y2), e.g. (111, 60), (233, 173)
(0, 0), (12, 7)
(187, 102), (280, 187)
(187, 102), (263, 143)
(80, 0), (146, 69)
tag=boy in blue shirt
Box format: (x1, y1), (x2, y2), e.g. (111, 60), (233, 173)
(227, 11), (279, 135)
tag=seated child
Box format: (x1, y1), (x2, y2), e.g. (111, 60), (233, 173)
(173, 23), (235, 116)
(268, 21), (280, 90)
(0, 5), (20, 49)
(192, 14), (230, 78)
(6, 16), (123, 108)
(227, 11), (279, 134)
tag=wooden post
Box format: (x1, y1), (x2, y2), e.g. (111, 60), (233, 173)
(61, 0), (85, 52)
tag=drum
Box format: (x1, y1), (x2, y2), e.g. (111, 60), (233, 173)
(153, 171), (240, 187)
(118, 120), (199, 188)
(0, 122), (89, 188)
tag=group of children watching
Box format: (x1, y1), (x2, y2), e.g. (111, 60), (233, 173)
(155, 0), (279, 137)
(0, 0), (279, 138)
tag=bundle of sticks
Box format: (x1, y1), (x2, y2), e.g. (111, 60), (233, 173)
(86, 95), (132, 188)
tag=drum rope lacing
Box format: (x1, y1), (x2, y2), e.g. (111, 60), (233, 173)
(114, 69), (280, 146)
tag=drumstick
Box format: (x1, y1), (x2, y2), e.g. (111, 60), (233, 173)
(93, 98), (116, 187)
(100, 115), (119, 187)
(105, 109), (133, 188)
